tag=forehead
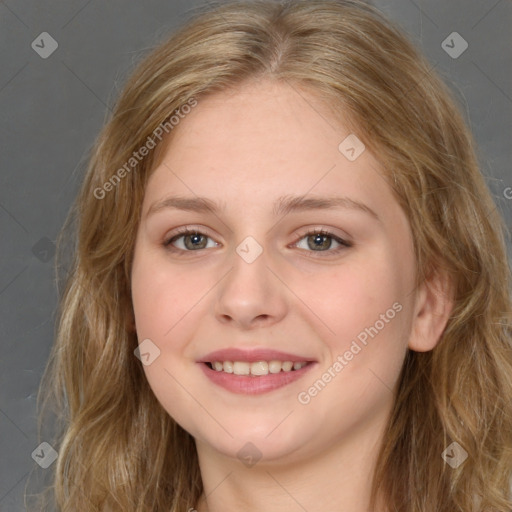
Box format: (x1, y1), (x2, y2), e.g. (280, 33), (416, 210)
(143, 80), (396, 223)
(163, 80), (346, 158)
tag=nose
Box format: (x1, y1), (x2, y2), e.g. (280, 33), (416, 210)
(213, 240), (288, 330)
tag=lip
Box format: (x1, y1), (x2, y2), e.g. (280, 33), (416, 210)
(197, 348), (316, 364)
(198, 360), (317, 395)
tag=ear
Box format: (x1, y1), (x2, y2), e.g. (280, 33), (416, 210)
(408, 269), (454, 352)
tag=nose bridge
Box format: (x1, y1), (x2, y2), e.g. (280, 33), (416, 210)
(235, 234), (266, 266)
(226, 233), (271, 295)
(213, 232), (287, 328)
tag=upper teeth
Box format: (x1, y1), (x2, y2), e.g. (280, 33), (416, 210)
(211, 361), (308, 376)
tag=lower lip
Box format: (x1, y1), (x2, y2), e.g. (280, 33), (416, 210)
(198, 362), (317, 395)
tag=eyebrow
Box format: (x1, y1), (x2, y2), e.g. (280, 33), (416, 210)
(146, 194), (379, 220)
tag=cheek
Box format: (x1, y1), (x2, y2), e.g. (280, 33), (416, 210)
(131, 252), (208, 430)
(302, 245), (413, 395)
(131, 251), (206, 342)
(311, 252), (406, 337)
(297, 265), (408, 424)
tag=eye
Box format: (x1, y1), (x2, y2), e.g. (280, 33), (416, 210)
(163, 227), (352, 257)
(164, 227), (218, 254)
(293, 229), (352, 256)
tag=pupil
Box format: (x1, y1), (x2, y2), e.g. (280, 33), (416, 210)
(186, 233), (205, 250)
(309, 233), (330, 250)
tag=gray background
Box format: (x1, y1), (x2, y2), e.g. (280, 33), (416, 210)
(0, 0), (511, 510)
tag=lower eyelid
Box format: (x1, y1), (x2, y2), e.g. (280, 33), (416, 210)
(164, 230), (351, 254)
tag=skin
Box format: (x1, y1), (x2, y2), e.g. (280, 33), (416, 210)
(130, 79), (453, 512)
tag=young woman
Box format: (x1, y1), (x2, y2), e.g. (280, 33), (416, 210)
(32, 1), (512, 510)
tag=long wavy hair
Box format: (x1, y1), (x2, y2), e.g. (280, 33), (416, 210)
(27, 1), (512, 510)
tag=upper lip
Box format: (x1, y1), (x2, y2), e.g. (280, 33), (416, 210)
(197, 348), (317, 363)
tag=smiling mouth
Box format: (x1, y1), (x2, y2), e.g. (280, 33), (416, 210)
(204, 360), (313, 376)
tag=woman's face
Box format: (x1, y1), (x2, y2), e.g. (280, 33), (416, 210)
(131, 79), (421, 464)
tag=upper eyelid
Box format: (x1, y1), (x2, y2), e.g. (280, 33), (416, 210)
(164, 226), (215, 243)
(164, 227), (351, 249)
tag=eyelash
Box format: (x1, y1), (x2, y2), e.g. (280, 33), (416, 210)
(163, 227), (352, 258)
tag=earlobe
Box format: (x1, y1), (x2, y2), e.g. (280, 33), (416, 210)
(408, 270), (454, 352)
